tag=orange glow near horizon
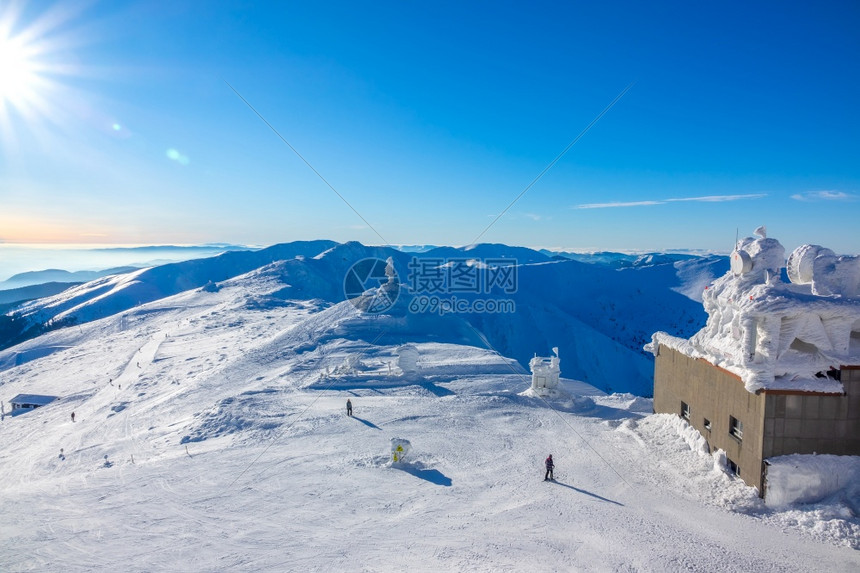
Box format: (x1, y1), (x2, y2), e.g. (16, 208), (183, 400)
(0, 213), (223, 246)
(0, 218), (112, 244)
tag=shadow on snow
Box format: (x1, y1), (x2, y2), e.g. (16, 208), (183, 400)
(551, 480), (624, 506)
(352, 416), (381, 430)
(392, 462), (453, 487)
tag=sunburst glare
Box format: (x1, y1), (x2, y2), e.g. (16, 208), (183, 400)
(0, 32), (39, 107)
(0, 1), (90, 150)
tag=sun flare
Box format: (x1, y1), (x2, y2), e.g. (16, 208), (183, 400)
(0, 32), (39, 108)
(0, 1), (88, 143)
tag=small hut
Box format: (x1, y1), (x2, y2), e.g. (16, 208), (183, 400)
(10, 394), (58, 415)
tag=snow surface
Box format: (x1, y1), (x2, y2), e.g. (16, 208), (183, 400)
(1, 261), (858, 571)
(765, 454), (860, 508)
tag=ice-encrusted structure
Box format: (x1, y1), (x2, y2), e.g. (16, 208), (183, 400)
(396, 344), (419, 377)
(529, 347), (560, 396)
(390, 437), (412, 463)
(648, 230), (860, 392)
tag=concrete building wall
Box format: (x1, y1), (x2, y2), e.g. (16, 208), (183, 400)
(762, 366), (860, 459)
(653, 344), (767, 491)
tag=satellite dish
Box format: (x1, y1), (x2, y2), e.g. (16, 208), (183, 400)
(731, 250), (753, 275)
(787, 244), (835, 285)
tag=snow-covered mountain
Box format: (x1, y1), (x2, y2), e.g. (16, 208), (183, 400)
(0, 282), (82, 309)
(1, 241), (725, 396)
(0, 267), (137, 291)
(0, 250), (857, 570)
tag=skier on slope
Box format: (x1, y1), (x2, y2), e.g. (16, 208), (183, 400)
(544, 454), (554, 481)
(346, 399), (353, 417)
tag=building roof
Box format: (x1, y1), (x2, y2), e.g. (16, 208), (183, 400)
(10, 394), (58, 406)
(647, 230), (860, 393)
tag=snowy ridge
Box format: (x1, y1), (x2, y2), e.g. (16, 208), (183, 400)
(3, 241), (710, 395)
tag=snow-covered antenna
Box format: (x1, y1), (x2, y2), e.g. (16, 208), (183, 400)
(734, 228), (738, 251)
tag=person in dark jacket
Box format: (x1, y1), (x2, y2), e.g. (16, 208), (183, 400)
(544, 454), (554, 481)
(346, 399), (353, 417)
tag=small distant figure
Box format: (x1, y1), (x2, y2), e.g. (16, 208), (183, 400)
(544, 454), (554, 481)
(59, 448), (65, 460)
(346, 399), (353, 417)
(71, 412), (76, 423)
(137, 362), (140, 368)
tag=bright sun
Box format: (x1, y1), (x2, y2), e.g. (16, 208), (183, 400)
(0, 33), (39, 107)
(0, 1), (82, 135)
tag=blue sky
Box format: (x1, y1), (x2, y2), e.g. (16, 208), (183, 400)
(1, 0), (858, 253)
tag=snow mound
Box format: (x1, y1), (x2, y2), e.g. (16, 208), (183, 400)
(622, 414), (860, 549)
(590, 392), (653, 414)
(179, 389), (287, 444)
(765, 454), (860, 507)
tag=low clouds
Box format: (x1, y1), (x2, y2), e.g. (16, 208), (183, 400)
(574, 193), (766, 209)
(790, 190), (857, 202)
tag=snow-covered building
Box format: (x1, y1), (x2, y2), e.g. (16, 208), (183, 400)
(396, 344), (419, 377)
(647, 229), (860, 496)
(529, 348), (560, 396)
(9, 394), (58, 414)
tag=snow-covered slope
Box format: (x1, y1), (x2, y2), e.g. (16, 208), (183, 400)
(0, 268), (857, 571)
(6, 241), (337, 332)
(2, 241), (716, 395)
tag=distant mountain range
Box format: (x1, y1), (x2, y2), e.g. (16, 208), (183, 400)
(0, 268), (139, 292)
(0, 240), (728, 395)
(0, 282), (84, 311)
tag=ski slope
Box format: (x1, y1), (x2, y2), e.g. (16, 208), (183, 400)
(0, 264), (858, 571)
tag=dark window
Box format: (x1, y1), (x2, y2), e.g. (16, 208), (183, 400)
(727, 458), (740, 477)
(681, 401), (690, 420)
(703, 418), (711, 431)
(729, 416), (743, 441)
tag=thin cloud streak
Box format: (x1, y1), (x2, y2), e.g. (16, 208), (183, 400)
(574, 193), (766, 209)
(790, 190), (857, 202)
(667, 193), (767, 203)
(576, 200), (663, 209)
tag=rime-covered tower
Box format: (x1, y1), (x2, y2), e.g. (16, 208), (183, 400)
(688, 228), (860, 391)
(530, 348), (560, 396)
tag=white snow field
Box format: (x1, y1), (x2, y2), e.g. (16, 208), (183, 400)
(1, 250), (859, 572)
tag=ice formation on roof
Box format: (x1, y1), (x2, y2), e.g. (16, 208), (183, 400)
(648, 230), (860, 392)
